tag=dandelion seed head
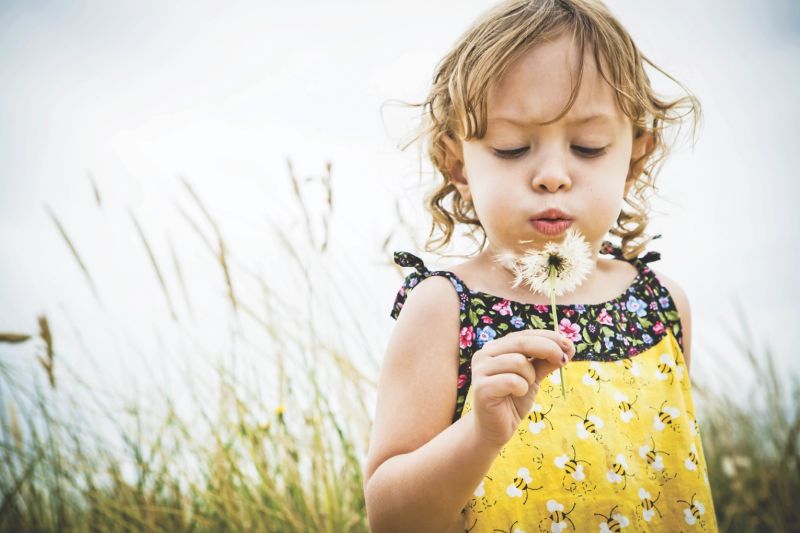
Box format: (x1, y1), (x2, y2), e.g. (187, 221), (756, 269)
(493, 227), (594, 297)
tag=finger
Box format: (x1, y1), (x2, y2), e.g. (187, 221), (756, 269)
(474, 331), (568, 367)
(474, 373), (530, 401)
(474, 352), (537, 385)
(478, 328), (574, 358)
(518, 328), (575, 356)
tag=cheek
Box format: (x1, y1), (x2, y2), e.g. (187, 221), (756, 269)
(462, 149), (509, 210)
(589, 150), (632, 199)
(584, 168), (628, 217)
(469, 181), (503, 217)
(469, 182), (521, 233)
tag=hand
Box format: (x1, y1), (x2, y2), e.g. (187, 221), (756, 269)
(470, 329), (574, 447)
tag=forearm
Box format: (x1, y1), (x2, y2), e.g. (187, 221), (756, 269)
(365, 410), (503, 533)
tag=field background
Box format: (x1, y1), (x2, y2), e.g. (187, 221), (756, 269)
(0, 1), (798, 531)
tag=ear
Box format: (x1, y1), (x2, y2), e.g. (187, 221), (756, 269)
(440, 133), (471, 203)
(625, 130), (654, 197)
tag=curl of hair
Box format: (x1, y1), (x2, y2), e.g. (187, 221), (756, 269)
(396, 0), (702, 261)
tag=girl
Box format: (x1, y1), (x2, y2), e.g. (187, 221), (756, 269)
(364, 0), (717, 531)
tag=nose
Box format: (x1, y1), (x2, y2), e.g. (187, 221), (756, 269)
(530, 148), (571, 192)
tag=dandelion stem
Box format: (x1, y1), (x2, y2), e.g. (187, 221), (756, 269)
(549, 265), (567, 398)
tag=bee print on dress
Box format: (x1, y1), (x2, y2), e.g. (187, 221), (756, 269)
(639, 435), (678, 485)
(684, 442), (700, 471)
(684, 439), (711, 485)
(607, 453), (636, 489)
(652, 400), (681, 432)
(637, 487), (663, 524)
(525, 402), (555, 435)
(572, 407), (605, 442)
(655, 352), (684, 385)
(614, 391), (640, 424)
(555, 444), (597, 494)
(537, 500), (576, 533)
(466, 476), (498, 516)
(639, 435), (668, 471)
(677, 492), (709, 529)
(614, 356), (642, 386)
(506, 467), (542, 504)
(594, 504), (631, 532)
(582, 361), (612, 392)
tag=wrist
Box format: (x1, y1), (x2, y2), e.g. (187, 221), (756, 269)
(463, 410), (509, 454)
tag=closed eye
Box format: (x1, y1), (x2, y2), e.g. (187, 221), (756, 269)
(492, 146), (607, 159)
(572, 145), (606, 158)
(493, 147), (528, 159)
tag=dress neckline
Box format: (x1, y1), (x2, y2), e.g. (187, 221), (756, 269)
(391, 237), (683, 396)
(460, 259), (646, 309)
(391, 238), (663, 312)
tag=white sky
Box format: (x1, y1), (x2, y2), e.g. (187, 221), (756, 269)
(1, 1), (798, 417)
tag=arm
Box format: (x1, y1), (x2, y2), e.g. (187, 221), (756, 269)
(654, 270), (692, 373)
(363, 276), (504, 532)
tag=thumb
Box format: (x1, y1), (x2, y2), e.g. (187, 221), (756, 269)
(531, 357), (562, 389)
(512, 379), (540, 420)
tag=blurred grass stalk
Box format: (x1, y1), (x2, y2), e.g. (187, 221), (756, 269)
(1, 159), (375, 532)
(0, 160), (798, 532)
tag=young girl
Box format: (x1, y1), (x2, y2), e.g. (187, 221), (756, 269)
(364, 1), (717, 531)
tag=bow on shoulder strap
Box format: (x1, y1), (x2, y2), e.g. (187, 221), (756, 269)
(600, 235), (662, 264)
(393, 251), (430, 276)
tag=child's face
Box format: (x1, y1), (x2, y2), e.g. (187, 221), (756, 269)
(444, 31), (651, 258)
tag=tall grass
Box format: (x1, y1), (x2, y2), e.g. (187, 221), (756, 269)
(0, 162), (798, 531)
(694, 303), (800, 532)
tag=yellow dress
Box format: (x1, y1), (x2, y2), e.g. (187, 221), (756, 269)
(391, 243), (718, 532)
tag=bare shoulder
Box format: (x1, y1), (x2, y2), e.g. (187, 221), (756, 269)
(447, 256), (482, 287)
(650, 268), (693, 372)
(364, 274), (462, 488)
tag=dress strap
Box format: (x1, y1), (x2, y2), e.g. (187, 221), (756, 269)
(390, 251), (471, 321)
(600, 237), (684, 351)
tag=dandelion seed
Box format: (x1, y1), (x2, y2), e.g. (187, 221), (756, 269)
(493, 227), (594, 397)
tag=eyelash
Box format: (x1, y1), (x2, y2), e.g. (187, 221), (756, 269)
(493, 146), (606, 159)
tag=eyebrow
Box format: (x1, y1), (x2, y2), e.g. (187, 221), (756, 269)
(487, 113), (617, 126)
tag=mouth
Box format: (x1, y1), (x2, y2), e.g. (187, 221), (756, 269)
(531, 208), (572, 221)
(529, 218), (573, 236)
(528, 208), (574, 236)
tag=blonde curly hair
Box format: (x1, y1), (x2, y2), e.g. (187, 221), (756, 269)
(400, 0), (701, 261)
